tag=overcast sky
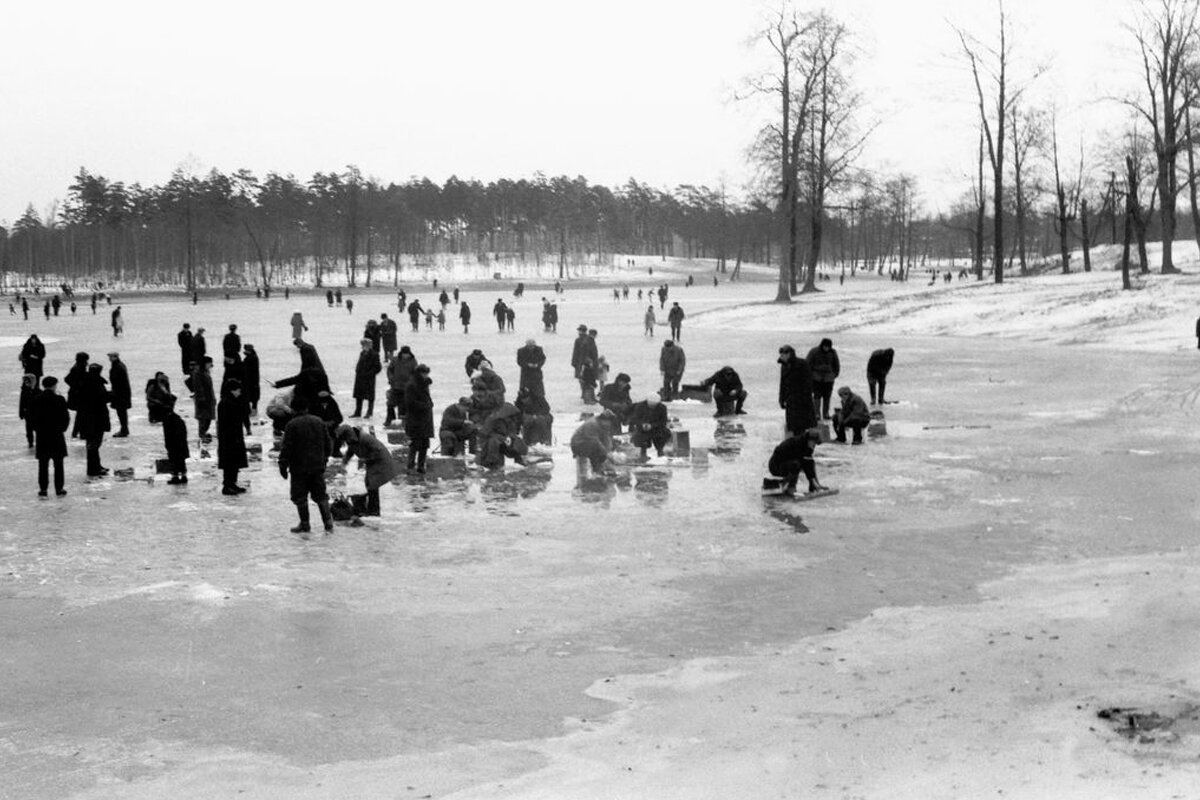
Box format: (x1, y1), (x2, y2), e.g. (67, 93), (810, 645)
(0, 0), (1140, 225)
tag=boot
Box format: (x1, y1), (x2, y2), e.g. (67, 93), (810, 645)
(407, 450), (417, 471)
(416, 449), (427, 474)
(290, 503), (311, 533)
(317, 501), (334, 532)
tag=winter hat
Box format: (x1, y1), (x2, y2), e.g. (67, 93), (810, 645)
(229, 324), (238, 331)
(615, 372), (631, 383)
(243, 344), (255, 352)
(820, 337), (832, 348)
(41, 376), (58, 388)
(87, 363), (102, 372)
(663, 340), (674, 348)
(577, 324), (588, 332)
(837, 386), (852, 396)
(400, 345), (412, 355)
(416, 364), (431, 374)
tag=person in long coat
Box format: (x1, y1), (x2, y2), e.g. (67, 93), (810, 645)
(516, 339), (546, 398)
(338, 426), (396, 516)
(64, 352), (89, 439)
(385, 346), (418, 425)
(145, 372), (176, 424)
(33, 376), (69, 496)
(438, 397), (477, 456)
(176, 323), (194, 376)
(217, 380), (249, 494)
(570, 325), (597, 378)
(77, 364), (112, 477)
(407, 299), (424, 332)
(806, 338), (841, 420)
(192, 357), (217, 442)
(459, 301), (471, 333)
(223, 324), (242, 361)
(19, 334), (45, 377)
(658, 340), (686, 400)
(106, 351), (132, 437)
(363, 319), (382, 353)
(351, 338), (382, 418)
(476, 402), (527, 469)
(380, 314), (398, 360)
(404, 364), (435, 473)
(866, 347), (895, 405)
(242, 344), (261, 414)
(832, 386), (871, 445)
(515, 385), (553, 446)
(290, 311), (308, 341)
(20, 374), (40, 448)
(162, 398), (190, 485)
(278, 395), (333, 534)
(778, 344), (817, 436)
(190, 328), (207, 369)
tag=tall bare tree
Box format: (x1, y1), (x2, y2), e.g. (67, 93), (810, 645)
(1129, 0), (1200, 273)
(956, 0), (1041, 284)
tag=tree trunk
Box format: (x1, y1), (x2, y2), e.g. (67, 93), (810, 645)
(1121, 159), (1134, 291)
(1080, 198), (1092, 272)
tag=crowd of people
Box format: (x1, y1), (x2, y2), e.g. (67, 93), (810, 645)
(12, 278), (898, 531)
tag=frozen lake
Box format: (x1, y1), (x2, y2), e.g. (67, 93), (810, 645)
(3, 273), (1199, 797)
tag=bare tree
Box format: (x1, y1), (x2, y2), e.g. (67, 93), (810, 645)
(956, 0), (1042, 284)
(1128, 0), (1200, 273)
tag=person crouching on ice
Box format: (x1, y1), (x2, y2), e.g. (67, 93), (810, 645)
(768, 429), (828, 495)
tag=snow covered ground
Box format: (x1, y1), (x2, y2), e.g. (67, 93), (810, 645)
(2, 253), (1200, 798)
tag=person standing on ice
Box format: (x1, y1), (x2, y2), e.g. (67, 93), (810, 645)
(290, 310), (308, 341)
(337, 425), (396, 516)
(32, 376), (69, 497)
(351, 337), (382, 418)
(806, 338), (840, 420)
(571, 324), (597, 379)
(278, 394), (334, 535)
(644, 305), (656, 337)
(106, 351), (132, 438)
(778, 345), (817, 436)
(658, 339), (686, 400)
(176, 323), (194, 377)
(667, 301), (685, 341)
(866, 347), (894, 405)
(217, 379), (249, 495)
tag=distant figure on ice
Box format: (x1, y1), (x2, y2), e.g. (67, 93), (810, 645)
(110, 306), (124, 336)
(806, 338), (840, 420)
(408, 298), (424, 332)
(380, 313), (398, 360)
(516, 339), (546, 398)
(778, 345), (817, 436)
(385, 345), (418, 426)
(20, 334), (45, 377)
(644, 305), (656, 337)
(493, 298), (508, 332)
(192, 357), (217, 443)
(667, 301), (685, 341)
(571, 324), (597, 379)
(78, 363), (112, 477)
(177, 323), (194, 376)
(460, 301), (472, 333)
(768, 429), (827, 495)
(866, 347), (895, 405)
(290, 310), (308, 340)
(162, 397), (189, 485)
(242, 344), (261, 414)
(346, 298), (354, 315)
(404, 364), (434, 473)
(351, 338), (381, 418)
(832, 386), (870, 445)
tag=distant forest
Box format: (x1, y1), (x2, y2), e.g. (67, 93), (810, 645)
(0, 165), (1143, 290)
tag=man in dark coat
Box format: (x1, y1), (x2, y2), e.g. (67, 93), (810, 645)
(404, 365), (435, 473)
(278, 395), (334, 534)
(806, 338), (840, 420)
(768, 430), (827, 494)
(78, 363), (112, 477)
(778, 345), (817, 436)
(337, 426), (396, 516)
(217, 380), (249, 494)
(700, 365), (748, 416)
(459, 301), (471, 333)
(516, 338), (546, 398)
(866, 347), (895, 405)
(628, 393), (671, 457)
(65, 352), (90, 439)
(493, 298), (508, 332)
(570, 410), (618, 473)
(190, 327), (208, 368)
(193, 358), (217, 442)
(667, 301), (685, 341)
(222, 324), (242, 361)
(242, 344), (261, 414)
(659, 340), (686, 400)
(570, 325), (597, 378)
(106, 351), (132, 437)
(407, 299), (424, 332)
(32, 376), (69, 496)
(177, 323), (193, 376)
(20, 334), (45, 377)
(162, 398), (190, 485)
(832, 386), (871, 445)
(597, 372), (633, 432)
(351, 338), (382, 418)
(380, 314), (398, 360)
(385, 345), (418, 425)
(438, 397), (477, 456)
(515, 386), (553, 446)
(476, 402), (527, 469)
(464, 349), (487, 377)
